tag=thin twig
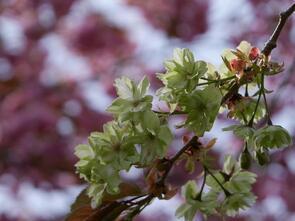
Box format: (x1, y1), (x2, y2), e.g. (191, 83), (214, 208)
(158, 136), (200, 184)
(248, 77), (263, 127)
(195, 169), (207, 201)
(261, 74), (273, 125)
(123, 194), (148, 205)
(153, 110), (187, 115)
(170, 136), (199, 163)
(245, 83), (249, 97)
(204, 166), (231, 197)
(200, 76), (235, 82)
(125, 194), (154, 219)
(262, 3), (295, 56)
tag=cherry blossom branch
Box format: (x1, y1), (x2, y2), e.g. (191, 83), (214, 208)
(221, 3), (295, 105)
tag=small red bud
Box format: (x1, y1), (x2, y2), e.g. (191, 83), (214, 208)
(230, 59), (245, 72)
(249, 47), (260, 60)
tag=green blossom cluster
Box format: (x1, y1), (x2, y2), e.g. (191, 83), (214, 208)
(75, 76), (173, 207)
(176, 156), (256, 220)
(73, 43), (292, 220)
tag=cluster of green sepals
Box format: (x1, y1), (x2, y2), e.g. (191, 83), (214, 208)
(74, 41), (292, 220)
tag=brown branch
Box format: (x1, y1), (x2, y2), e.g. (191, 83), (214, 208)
(158, 136), (200, 184)
(262, 3), (295, 56)
(123, 136), (200, 219)
(124, 194), (154, 219)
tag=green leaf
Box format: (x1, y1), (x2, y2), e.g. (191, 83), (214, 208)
(253, 125), (292, 149)
(237, 41), (252, 56)
(140, 110), (160, 135)
(88, 184), (107, 208)
(114, 75), (150, 100)
(223, 125), (255, 141)
(137, 76), (150, 97)
(74, 145), (95, 182)
(75, 144), (95, 160)
(221, 56), (233, 72)
(221, 192), (256, 216)
(229, 97), (266, 123)
(177, 181), (219, 221)
(206, 172), (225, 191)
(219, 154), (257, 217)
(138, 124), (173, 165)
(185, 157), (195, 174)
(180, 85), (222, 136)
(205, 62), (219, 79)
(114, 76), (134, 99)
(183, 180), (198, 200)
(107, 76), (153, 123)
(105, 98), (132, 115)
(223, 155), (239, 175)
(158, 125), (173, 146)
(157, 48), (208, 104)
(195, 60), (208, 78)
(225, 171), (256, 193)
(175, 204), (192, 219)
(172, 48), (195, 69)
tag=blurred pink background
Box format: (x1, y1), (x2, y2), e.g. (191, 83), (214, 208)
(0, 0), (294, 220)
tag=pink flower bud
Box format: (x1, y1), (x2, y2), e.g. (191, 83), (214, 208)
(230, 59), (245, 72)
(249, 47), (260, 60)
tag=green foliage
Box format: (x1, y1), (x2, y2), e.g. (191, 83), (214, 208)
(253, 125), (292, 149)
(223, 124), (292, 150)
(212, 156), (256, 216)
(177, 156), (257, 220)
(176, 181), (218, 221)
(72, 41), (293, 221)
(223, 124), (292, 166)
(75, 77), (173, 208)
(229, 97), (266, 123)
(107, 76), (153, 122)
(134, 110), (173, 165)
(75, 121), (140, 207)
(157, 48), (208, 107)
(223, 125), (255, 141)
(180, 85), (222, 136)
